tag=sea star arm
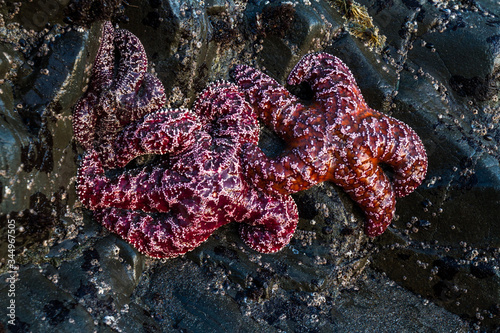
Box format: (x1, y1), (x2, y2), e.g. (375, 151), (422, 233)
(98, 108), (202, 169)
(72, 93), (99, 150)
(103, 26), (167, 127)
(243, 143), (328, 195)
(114, 73), (167, 127)
(238, 189), (298, 253)
(73, 21), (166, 150)
(91, 21), (116, 89)
(100, 27), (166, 131)
(287, 52), (366, 116)
(112, 28), (148, 96)
(94, 208), (214, 258)
(193, 81), (259, 145)
(97, 74), (166, 147)
(333, 148), (396, 237)
(72, 21), (115, 150)
(78, 149), (183, 212)
(361, 115), (428, 197)
(233, 65), (306, 141)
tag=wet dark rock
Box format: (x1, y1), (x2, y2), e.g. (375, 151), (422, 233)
(0, 23), (103, 267)
(119, 0), (227, 107)
(2, 0), (125, 30)
(417, 219), (431, 229)
(470, 262), (497, 279)
(449, 74), (498, 101)
(345, 0), (500, 328)
(4, 1), (67, 32)
(43, 300), (73, 326)
(138, 258), (270, 332)
(245, 0), (343, 81)
(138, 262), (467, 332)
(20, 127), (54, 173)
(332, 269), (468, 332)
(19, 28), (91, 134)
(293, 193), (319, 220)
(213, 245), (239, 260)
(0, 230), (149, 332)
(65, 0), (127, 27)
(0, 266), (95, 331)
(255, 126), (287, 158)
(0, 190), (66, 256)
(322, 226), (333, 235)
(257, 2), (296, 39)
(52, 235), (146, 313)
(372, 239), (499, 328)
(434, 257), (460, 280)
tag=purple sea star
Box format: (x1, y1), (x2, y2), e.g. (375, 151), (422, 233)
(233, 52), (428, 237)
(76, 82), (299, 258)
(72, 21), (166, 152)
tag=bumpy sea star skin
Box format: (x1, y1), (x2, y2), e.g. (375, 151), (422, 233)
(77, 82), (299, 258)
(233, 52), (428, 237)
(72, 21), (166, 151)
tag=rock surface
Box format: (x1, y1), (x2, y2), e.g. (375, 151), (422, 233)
(356, 0), (500, 328)
(0, 0), (498, 331)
